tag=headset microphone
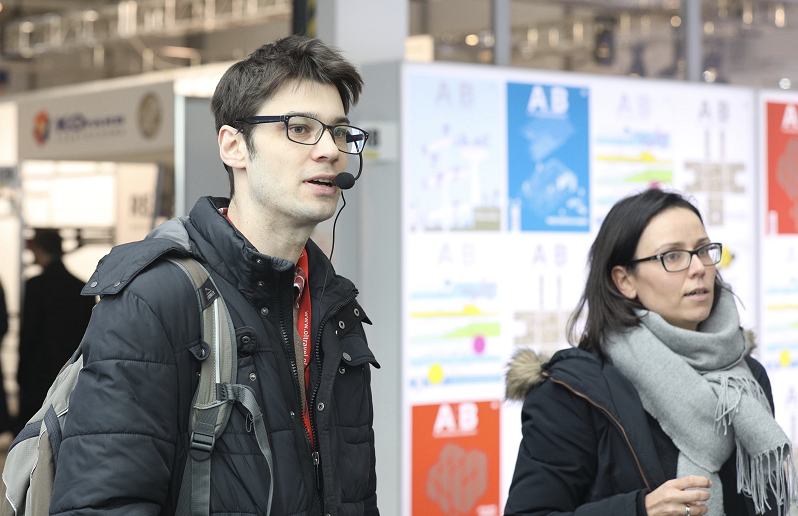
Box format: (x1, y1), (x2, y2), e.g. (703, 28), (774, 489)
(334, 172), (356, 190)
(334, 153), (364, 190)
(328, 149), (365, 262)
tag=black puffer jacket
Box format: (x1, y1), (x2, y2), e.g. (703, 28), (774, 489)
(503, 347), (775, 516)
(50, 197), (380, 516)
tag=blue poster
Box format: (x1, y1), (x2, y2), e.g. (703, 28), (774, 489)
(507, 82), (590, 232)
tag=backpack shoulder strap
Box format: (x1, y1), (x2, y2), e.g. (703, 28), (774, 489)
(166, 256), (237, 433)
(166, 257), (235, 516)
(167, 257), (273, 516)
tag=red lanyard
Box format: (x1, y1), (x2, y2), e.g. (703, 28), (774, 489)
(294, 249), (312, 381)
(294, 250), (314, 446)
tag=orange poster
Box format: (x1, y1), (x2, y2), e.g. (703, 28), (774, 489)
(767, 101), (798, 234)
(412, 401), (500, 516)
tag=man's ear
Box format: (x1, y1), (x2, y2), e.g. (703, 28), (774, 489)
(611, 265), (638, 300)
(219, 125), (248, 170)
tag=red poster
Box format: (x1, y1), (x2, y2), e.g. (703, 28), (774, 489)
(767, 101), (798, 234)
(412, 401), (500, 516)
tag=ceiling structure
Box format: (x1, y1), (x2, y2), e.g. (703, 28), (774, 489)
(0, 0), (291, 92)
(0, 0), (797, 94)
(409, 0), (798, 89)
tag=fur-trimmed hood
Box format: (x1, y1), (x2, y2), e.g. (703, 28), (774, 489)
(505, 348), (550, 401)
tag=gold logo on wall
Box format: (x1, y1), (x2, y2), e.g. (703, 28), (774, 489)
(138, 92), (162, 139)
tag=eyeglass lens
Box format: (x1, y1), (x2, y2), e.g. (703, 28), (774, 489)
(661, 244), (722, 272)
(286, 116), (366, 154)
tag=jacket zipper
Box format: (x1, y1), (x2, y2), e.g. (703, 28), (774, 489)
(543, 372), (651, 491)
(308, 289), (358, 515)
(274, 283), (320, 510)
(275, 286), (306, 433)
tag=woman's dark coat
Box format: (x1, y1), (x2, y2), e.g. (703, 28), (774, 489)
(504, 347), (776, 516)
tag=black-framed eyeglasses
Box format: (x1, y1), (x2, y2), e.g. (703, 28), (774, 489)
(235, 115), (369, 155)
(626, 242), (723, 272)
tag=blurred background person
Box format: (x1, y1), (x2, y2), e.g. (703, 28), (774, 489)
(16, 229), (94, 432)
(0, 278), (12, 436)
(504, 189), (794, 516)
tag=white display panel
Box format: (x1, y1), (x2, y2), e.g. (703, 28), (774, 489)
(22, 161), (116, 228)
(402, 62), (760, 516)
(759, 90), (798, 450)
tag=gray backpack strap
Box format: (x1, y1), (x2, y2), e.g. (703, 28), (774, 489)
(167, 257), (273, 516)
(218, 383), (275, 514)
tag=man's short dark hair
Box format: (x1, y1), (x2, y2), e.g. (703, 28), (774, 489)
(30, 228), (63, 258)
(211, 35), (364, 197)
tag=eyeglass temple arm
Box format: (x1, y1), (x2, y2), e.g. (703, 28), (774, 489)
(346, 132), (367, 143)
(628, 255), (660, 265)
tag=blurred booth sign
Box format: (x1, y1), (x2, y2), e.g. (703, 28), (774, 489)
(115, 163), (159, 245)
(17, 82), (174, 162)
(0, 166), (18, 186)
(360, 121), (398, 162)
(405, 35), (435, 63)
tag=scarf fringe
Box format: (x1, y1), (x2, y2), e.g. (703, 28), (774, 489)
(736, 441), (798, 516)
(715, 376), (770, 434)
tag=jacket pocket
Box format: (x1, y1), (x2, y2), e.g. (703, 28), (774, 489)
(333, 334), (378, 429)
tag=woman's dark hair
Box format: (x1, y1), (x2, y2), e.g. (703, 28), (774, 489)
(210, 35), (363, 197)
(566, 188), (723, 355)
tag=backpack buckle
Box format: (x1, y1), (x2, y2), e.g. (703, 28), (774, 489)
(216, 382), (232, 401)
(189, 429), (215, 460)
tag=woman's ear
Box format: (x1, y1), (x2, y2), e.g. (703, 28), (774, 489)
(612, 265), (638, 300)
(218, 125), (248, 170)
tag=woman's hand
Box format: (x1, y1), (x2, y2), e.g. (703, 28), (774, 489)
(644, 476), (711, 516)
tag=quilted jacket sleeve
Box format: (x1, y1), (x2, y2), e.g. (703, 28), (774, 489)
(504, 379), (647, 516)
(49, 277), (185, 516)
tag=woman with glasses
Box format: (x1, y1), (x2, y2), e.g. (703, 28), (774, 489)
(504, 189), (794, 516)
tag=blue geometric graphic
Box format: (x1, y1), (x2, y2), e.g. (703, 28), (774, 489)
(507, 82), (590, 232)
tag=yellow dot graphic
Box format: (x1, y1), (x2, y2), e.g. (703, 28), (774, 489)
(428, 364), (444, 385)
(780, 350), (791, 368)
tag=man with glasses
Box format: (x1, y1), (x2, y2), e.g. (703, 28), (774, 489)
(51, 35), (380, 516)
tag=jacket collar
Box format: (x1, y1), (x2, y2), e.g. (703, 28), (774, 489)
(186, 196), (355, 309)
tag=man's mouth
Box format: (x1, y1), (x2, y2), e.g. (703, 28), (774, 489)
(308, 178), (334, 187)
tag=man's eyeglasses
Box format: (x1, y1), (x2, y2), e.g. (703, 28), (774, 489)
(626, 242), (723, 272)
(235, 115), (369, 155)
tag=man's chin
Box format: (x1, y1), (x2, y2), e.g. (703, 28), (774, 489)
(304, 205), (340, 225)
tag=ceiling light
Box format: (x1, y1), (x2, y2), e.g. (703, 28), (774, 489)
(671, 16), (681, 27)
(743, 2), (753, 25)
(548, 28), (559, 47)
(776, 5), (786, 27)
(573, 21), (583, 44)
(465, 34), (478, 46)
(780, 78), (792, 89)
(641, 15), (651, 34)
(527, 28), (538, 47)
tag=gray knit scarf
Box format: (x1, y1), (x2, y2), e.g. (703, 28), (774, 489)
(604, 285), (797, 515)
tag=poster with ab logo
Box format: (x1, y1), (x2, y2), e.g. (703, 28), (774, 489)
(507, 82), (590, 232)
